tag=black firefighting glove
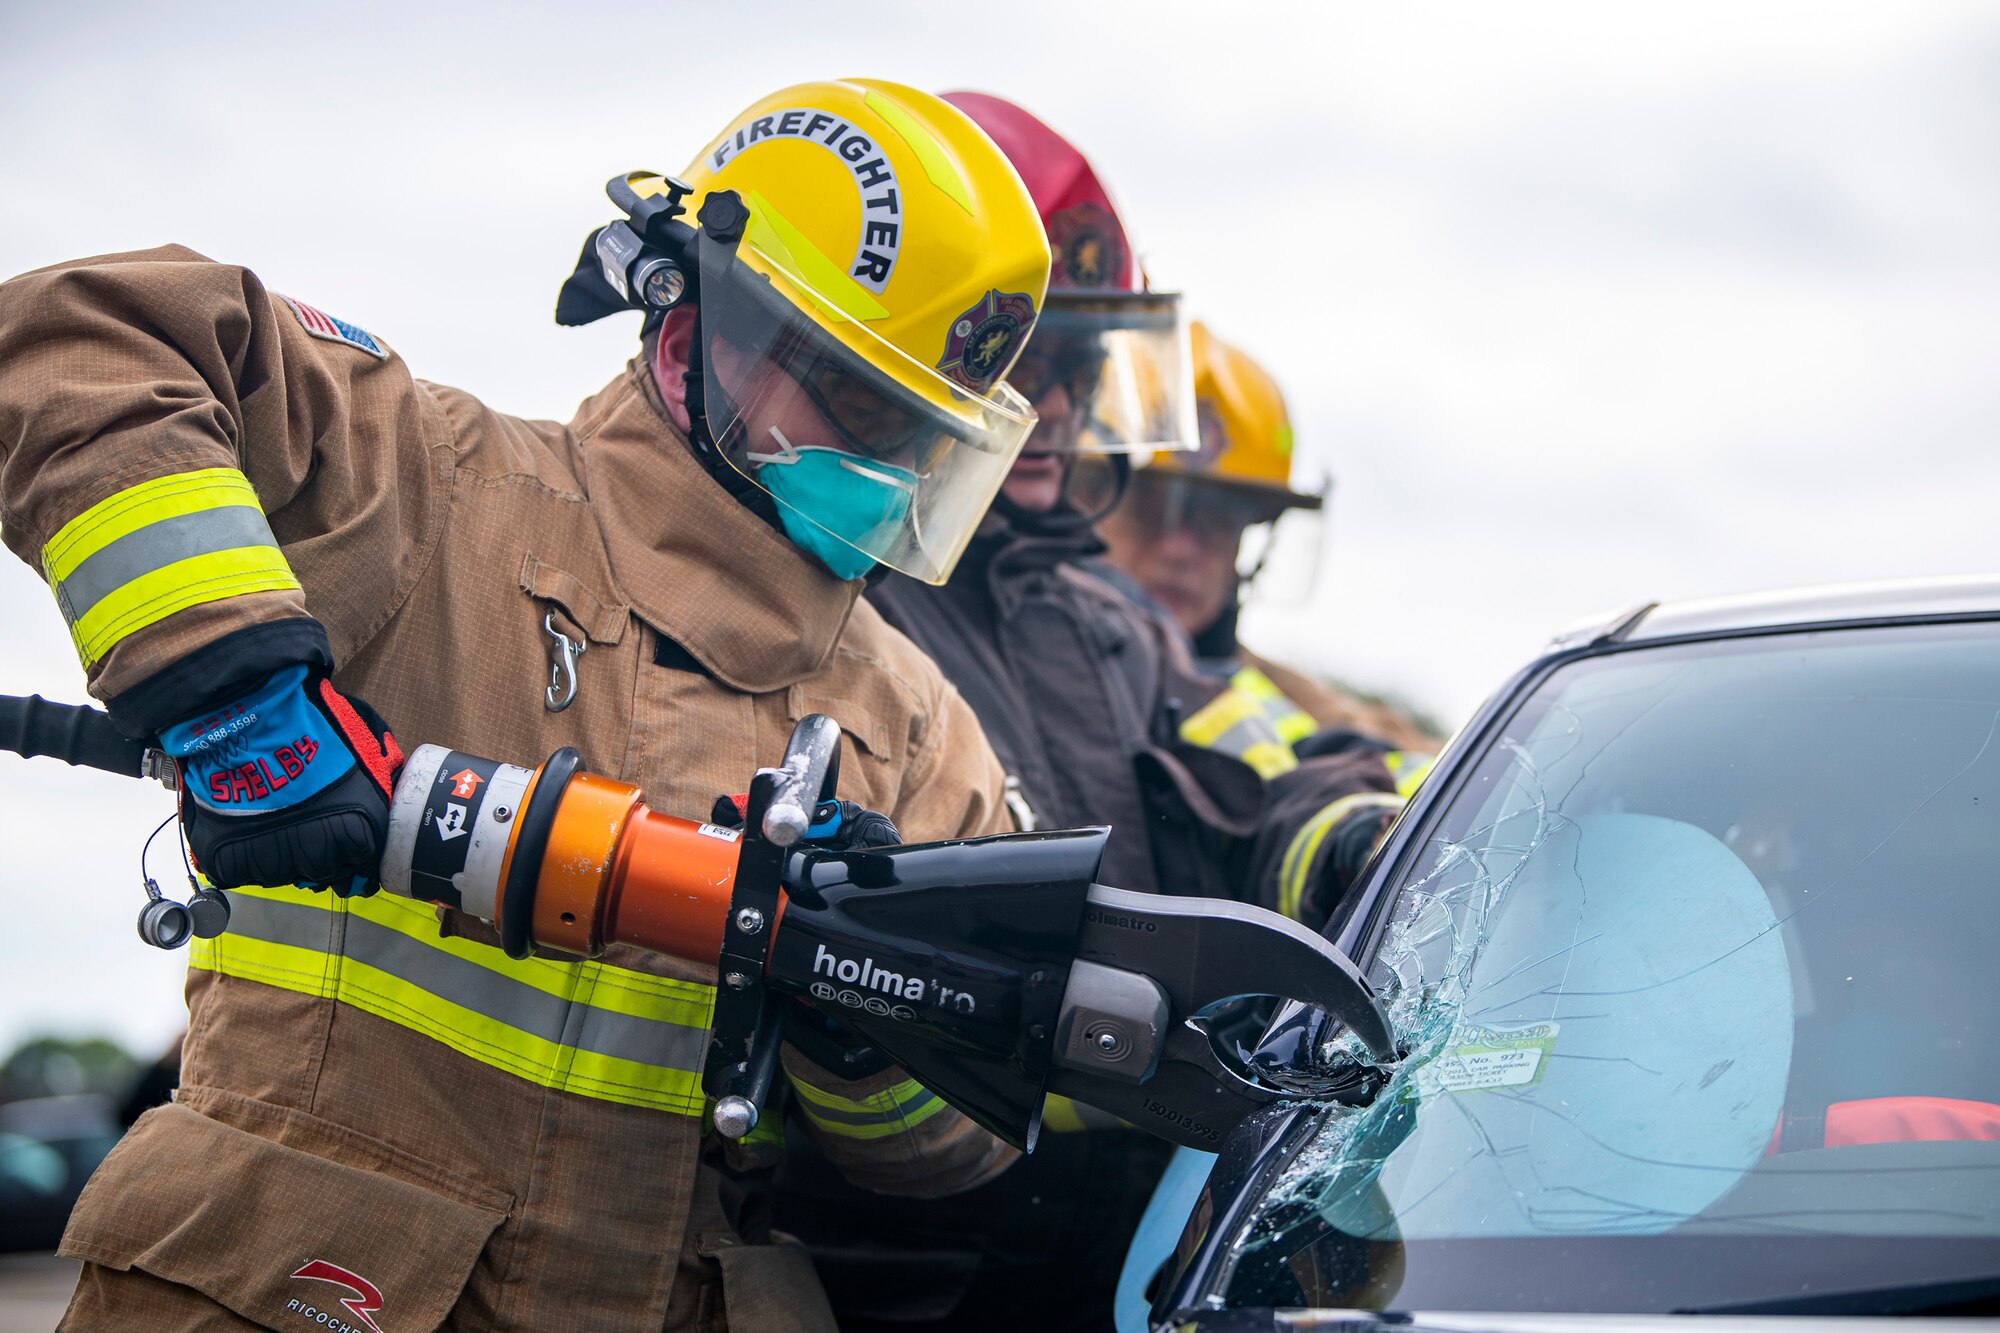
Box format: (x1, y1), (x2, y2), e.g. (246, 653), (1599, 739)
(707, 793), (901, 850)
(159, 665), (404, 896)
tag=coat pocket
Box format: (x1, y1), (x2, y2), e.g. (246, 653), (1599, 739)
(519, 551), (627, 647)
(59, 1102), (508, 1333)
(703, 1236), (840, 1333)
(784, 678), (900, 768)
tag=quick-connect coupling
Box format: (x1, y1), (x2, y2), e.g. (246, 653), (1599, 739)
(381, 743), (538, 922)
(382, 742), (750, 968)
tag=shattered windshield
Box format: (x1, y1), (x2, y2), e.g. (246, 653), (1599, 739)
(1218, 622), (2000, 1314)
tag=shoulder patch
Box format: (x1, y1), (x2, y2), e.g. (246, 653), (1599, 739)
(277, 294), (388, 359)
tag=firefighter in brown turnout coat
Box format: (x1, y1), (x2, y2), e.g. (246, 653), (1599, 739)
(0, 79), (1055, 1331)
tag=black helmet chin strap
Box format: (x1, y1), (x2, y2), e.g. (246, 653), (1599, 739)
(679, 306), (718, 459)
(561, 177), (787, 532)
(1192, 593), (1243, 661)
(667, 303), (787, 532)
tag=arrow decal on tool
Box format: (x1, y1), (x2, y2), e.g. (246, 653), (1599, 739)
(434, 802), (469, 841)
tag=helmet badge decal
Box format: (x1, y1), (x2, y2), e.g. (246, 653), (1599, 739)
(937, 290), (1036, 390)
(1047, 201), (1127, 289)
(706, 108), (907, 294)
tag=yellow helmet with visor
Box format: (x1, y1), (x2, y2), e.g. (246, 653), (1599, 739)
(1101, 323), (1330, 616)
(559, 79), (1052, 584)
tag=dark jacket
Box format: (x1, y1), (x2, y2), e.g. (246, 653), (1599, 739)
(770, 518), (1402, 1333)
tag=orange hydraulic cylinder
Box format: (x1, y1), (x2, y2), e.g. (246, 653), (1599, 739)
(602, 805), (745, 963)
(516, 769), (747, 967)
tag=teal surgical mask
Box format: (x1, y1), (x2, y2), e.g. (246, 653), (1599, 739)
(753, 427), (918, 582)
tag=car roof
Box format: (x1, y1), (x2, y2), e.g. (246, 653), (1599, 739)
(1547, 573), (2000, 652)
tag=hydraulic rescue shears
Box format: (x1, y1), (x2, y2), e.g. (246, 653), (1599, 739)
(1, 694), (1396, 1152)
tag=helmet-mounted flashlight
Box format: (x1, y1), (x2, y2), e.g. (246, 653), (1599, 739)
(557, 172), (727, 327)
(595, 224), (687, 311)
(594, 173), (697, 312)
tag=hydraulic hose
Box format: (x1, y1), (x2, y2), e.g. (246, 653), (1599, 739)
(0, 694), (150, 779)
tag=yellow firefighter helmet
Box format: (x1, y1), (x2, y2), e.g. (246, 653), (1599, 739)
(1147, 322), (1322, 508)
(568, 79), (1054, 584)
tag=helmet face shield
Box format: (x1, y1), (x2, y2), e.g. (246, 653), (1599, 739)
(1234, 498), (1327, 602)
(1099, 469), (1328, 624)
(1008, 292), (1195, 456)
(1116, 320), (1333, 601)
(697, 235), (1038, 584)
(1120, 473), (1295, 561)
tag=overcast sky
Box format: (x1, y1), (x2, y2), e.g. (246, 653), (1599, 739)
(2, 0), (1996, 1055)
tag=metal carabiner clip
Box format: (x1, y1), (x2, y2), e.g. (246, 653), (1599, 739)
(544, 612), (586, 712)
(1002, 773), (1039, 832)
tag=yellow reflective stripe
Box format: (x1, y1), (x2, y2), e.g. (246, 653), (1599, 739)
(336, 890), (715, 1026)
(1274, 709), (1316, 748)
(191, 886), (713, 1114)
(1181, 685), (1299, 779)
(742, 1107), (785, 1148)
(1277, 791), (1406, 921)
(43, 468), (259, 579)
(742, 189), (890, 324)
(1226, 666), (1285, 703)
(69, 547), (299, 667)
(1039, 1095), (1090, 1133)
(1228, 666), (1318, 747)
(1190, 666), (1323, 775)
(192, 934), (705, 1111)
(1237, 739), (1297, 780)
(790, 1075), (948, 1140)
(1180, 687), (1255, 747)
(1176, 676), (1304, 768)
(865, 89), (973, 215)
(1385, 750), (1437, 800)
(41, 469), (299, 667)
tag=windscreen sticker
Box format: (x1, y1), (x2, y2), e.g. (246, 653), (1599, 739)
(1415, 1021), (1559, 1096)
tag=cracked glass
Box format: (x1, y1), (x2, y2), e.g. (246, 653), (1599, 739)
(1217, 621), (2000, 1314)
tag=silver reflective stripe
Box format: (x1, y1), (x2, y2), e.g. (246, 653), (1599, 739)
(797, 1087), (940, 1127)
(1205, 717), (1271, 757)
(53, 505), (279, 627)
(226, 892), (709, 1072)
(1201, 715), (1295, 771)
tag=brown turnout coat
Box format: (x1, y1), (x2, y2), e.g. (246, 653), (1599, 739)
(0, 247), (1013, 1332)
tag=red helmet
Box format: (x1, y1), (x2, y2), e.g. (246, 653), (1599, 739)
(942, 91), (1138, 292)
(942, 92), (1195, 455)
